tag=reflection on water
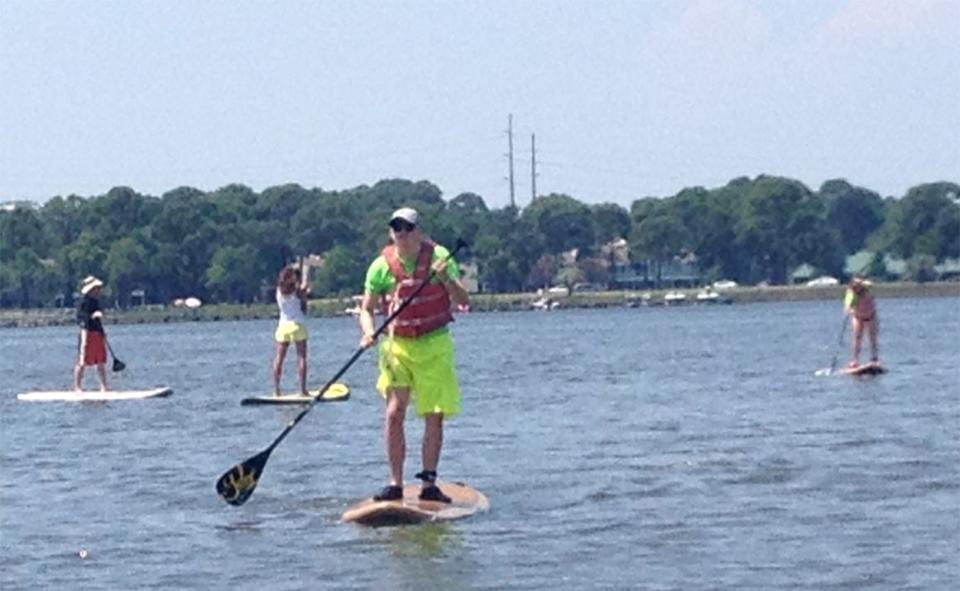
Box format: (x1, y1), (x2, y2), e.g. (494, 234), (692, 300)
(384, 522), (460, 557)
(216, 521), (265, 532)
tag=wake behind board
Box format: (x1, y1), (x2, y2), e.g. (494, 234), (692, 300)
(17, 387), (173, 402)
(842, 361), (886, 376)
(240, 382), (350, 406)
(341, 481), (489, 527)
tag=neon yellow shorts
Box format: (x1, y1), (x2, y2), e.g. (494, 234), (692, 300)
(377, 329), (461, 417)
(275, 320), (308, 343)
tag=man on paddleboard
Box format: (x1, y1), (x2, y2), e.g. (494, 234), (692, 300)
(358, 207), (470, 503)
(844, 276), (880, 368)
(74, 276), (109, 392)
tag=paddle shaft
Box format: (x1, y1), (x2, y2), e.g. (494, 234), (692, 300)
(298, 256), (308, 314)
(828, 314), (848, 374)
(248, 240), (465, 457)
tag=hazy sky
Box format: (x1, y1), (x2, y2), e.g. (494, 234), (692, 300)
(1, 0), (957, 208)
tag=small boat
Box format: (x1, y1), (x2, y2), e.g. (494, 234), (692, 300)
(531, 297), (559, 311)
(663, 291), (687, 305)
(695, 288), (731, 304)
(343, 295), (364, 316)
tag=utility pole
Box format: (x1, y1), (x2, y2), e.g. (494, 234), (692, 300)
(530, 133), (538, 202)
(506, 114), (516, 208)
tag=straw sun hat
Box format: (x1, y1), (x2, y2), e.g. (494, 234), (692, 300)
(80, 275), (104, 295)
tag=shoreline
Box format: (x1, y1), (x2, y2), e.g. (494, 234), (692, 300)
(1, 281), (957, 329)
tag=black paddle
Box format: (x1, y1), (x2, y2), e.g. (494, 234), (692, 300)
(107, 340), (126, 372)
(216, 239), (467, 506)
(826, 315), (848, 375)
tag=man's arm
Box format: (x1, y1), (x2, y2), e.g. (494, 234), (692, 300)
(359, 291), (381, 349)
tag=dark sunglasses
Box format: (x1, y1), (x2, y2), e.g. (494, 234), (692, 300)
(389, 220), (416, 232)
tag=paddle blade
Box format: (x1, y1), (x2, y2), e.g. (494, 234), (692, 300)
(216, 448), (272, 506)
(112, 358), (126, 372)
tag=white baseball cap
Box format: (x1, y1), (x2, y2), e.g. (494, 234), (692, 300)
(389, 207), (419, 226)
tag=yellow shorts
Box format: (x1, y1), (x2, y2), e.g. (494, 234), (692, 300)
(377, 329), (461, 417)
(275, 320), (308, 343)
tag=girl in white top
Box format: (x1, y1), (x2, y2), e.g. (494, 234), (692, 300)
(273, 265), (310, 396)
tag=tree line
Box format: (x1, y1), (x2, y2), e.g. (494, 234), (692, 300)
(1, 176), (957, 309)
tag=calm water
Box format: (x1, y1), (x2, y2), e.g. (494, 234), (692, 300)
(1, 298), (958, 590)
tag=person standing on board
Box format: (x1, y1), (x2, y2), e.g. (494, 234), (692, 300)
(272, 265), (311, 396)
(358, 207), (470, 503)
(844, 276), (880, 367)
(74, 276), (109, 391)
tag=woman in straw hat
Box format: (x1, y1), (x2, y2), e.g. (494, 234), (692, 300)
(74, 276), (110, 391)
(843, 276), (880, 368)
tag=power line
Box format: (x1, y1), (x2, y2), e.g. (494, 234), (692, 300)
(531, 133), (538, 203)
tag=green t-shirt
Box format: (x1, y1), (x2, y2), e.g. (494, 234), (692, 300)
(364, 244), (461, 295)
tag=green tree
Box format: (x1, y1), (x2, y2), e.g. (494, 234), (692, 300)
(527, 254), (558, 288)
(735, 177), (830, 284)
(522, 193), (595, 255)
(591, 203), (631, 244)
(873, 182), (960, 260)
(65, 231), (108, 287)
(821, 179), (884, 254)
(205, 245), (260, 303)
(290, 194), (363, 255)
(0, 208), (49, 261)
(313, 245), (368, 296)
(105, 236), (149, 307)
(11, 248), (42, 306)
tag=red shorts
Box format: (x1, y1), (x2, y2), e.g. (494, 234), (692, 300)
(79, 331), (107, 366)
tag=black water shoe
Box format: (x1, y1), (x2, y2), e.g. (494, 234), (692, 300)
(419, 484), (451, 503)
(373, 485), (403, 501)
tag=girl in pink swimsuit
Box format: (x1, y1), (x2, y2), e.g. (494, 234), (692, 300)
(843, 277), (879, 367)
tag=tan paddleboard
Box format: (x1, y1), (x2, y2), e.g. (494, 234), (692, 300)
(841, 362), (886, 376)
(341, 481), (489, 526)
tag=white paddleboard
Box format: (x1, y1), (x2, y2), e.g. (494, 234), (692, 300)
(17, 387), (173, 402)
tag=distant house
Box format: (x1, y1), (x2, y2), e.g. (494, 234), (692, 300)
(844, 250), (910, 281)
(0, 200), (36, 212)
(844, 251), (876, 277)
(600, 238), (630, 266)
(789, 263), (817, 284)
(609, 258), (700, 289)
(601, 239), (701, 289)
(882, 255), (907, 279)
(934, 258), (960, 280)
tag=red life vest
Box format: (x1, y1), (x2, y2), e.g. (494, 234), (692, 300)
(382, 240), (454, 337)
